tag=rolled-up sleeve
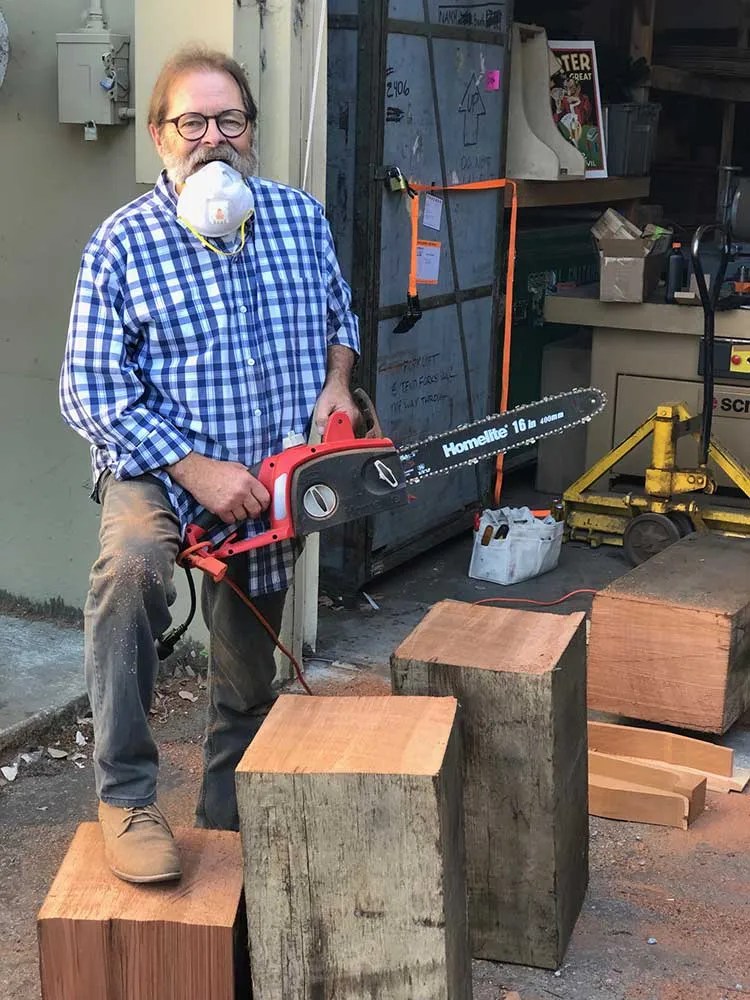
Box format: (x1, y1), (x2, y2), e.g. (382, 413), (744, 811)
(60, 245), (193, 480)
(322, 217), (360, 355)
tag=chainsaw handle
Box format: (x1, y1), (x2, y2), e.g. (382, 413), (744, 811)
(193, 461), (264, 531)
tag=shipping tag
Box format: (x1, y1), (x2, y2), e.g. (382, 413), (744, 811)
(416, 240), (441, 284)
(423, 193), (443, 231)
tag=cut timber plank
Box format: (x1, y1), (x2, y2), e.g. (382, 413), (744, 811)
(391, 600), (588, 970)
(589, 774), (692, 829)
(617, 756), (750, 794)
(236, 695), (470, 1000)
(588, 721), (734, 775)
(588, 751), (706, 825)
(587, 534), (750, 732)
(37, 825), (244, 1000)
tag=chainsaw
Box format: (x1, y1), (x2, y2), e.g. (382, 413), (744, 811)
(179, 386), (606, 583)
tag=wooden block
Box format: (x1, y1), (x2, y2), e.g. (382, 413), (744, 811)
(37, 825), (245, 1000)
(588, 751), (706, 825)
(588, 774), (694, 829)
(236, 695), (470, 1000)
(588, 534), (750, 733)
(391, 600), (588, 970)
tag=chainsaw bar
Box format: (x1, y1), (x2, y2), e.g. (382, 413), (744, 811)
(397, 387), (607, 484)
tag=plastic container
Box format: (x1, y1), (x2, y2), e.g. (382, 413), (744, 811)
(665, 242), (686, 303)
(605, 103), (661, 177)
(468, 507), (564, 586)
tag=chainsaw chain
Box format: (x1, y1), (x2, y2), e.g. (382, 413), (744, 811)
(397, 386), (607, 484)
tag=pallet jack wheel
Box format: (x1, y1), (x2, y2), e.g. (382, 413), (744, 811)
(623, 512), (681, 566)
(667, 511), (695, 538)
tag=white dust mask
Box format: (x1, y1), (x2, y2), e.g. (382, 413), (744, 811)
(176, 161), (254, 239)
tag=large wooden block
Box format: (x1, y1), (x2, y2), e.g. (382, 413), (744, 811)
(391, 600), (588, 969)
(37, 825), (245, 1000)
(236, 694), (470, 1000)
(588, 534), (750, 733)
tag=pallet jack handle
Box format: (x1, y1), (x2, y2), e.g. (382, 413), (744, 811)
(690, 224), (731, 465)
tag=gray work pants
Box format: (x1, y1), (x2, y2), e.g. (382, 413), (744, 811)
(84, 472), (285, 830)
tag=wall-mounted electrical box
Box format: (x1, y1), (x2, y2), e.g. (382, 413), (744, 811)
(56, 30), (130, 126)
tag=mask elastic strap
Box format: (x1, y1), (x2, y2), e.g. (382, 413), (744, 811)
(178, 215), (251, 257)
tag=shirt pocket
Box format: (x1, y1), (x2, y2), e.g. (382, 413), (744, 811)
(149, 283), (230, 360)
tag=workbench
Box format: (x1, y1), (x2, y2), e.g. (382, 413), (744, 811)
(543, 286), (750, 484)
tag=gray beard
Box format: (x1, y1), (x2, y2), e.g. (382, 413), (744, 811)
(163, 141), (258, 187)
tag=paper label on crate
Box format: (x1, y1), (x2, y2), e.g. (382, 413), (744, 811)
(416, 241), (441, 284)
(422, 194), (443, 231)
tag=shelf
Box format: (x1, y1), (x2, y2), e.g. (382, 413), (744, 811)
(505, 176), (650, 209)
(651, 64), (750, 103)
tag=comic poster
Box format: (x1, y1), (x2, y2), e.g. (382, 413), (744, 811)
(548, 40), (607, 178)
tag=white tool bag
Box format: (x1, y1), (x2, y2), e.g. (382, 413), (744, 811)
(468, 506), (564, 586)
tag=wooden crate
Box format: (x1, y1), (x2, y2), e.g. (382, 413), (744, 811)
(236, 694), (470, 1000)
(391, 599), (588, 969)
(588, 534), (750, 733)
(38, 825), (245, 1000)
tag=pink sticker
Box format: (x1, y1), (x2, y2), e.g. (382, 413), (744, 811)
(485, 70), (501, 92)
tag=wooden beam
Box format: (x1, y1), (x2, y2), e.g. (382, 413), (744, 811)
(37, 825), (245, 1000)
(651, 64), (750, 103)
(392, 600), (588, 970)
(236, 695), (471, 1000)
(506, 177), (650, 208)
(631, 0), (656, 102)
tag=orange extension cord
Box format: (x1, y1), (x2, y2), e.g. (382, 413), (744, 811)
(473, 588), (597, 609)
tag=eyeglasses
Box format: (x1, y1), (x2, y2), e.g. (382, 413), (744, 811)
(162, 110), (252, 141)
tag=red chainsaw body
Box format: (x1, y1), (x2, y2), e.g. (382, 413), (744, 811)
(180, 413), (400, 581)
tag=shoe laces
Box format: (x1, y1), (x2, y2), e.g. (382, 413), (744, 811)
(118, 803), (173, 838)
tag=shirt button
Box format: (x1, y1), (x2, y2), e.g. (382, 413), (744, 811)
(247, 357), (255, 366)
(239, 305), (248, 314)
(254, 408), (262, 416)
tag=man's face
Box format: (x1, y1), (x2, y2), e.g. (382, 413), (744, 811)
(150, 69), (257, 187)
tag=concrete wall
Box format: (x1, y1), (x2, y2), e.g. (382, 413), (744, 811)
(0, 0), (326, 667)
(0, 0), (144, 610)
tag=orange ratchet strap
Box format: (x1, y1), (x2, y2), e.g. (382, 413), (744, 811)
(404, 178), (518, 504)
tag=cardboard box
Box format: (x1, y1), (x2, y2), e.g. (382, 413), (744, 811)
(598, 236), (665, 303)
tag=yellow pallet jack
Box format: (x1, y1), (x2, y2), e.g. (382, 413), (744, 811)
(562, 223), (750, 565)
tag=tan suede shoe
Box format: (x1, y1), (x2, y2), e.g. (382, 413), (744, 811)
(98, 801), (182, 884)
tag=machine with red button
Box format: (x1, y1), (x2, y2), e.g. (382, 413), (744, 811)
(562, 222), (750, 565)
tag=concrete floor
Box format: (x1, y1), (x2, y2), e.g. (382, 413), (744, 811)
(1, 498), (749, 999)
(0, 616), (84, 744)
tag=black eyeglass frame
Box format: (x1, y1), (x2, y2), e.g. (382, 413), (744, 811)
(162, 110), (253, 141)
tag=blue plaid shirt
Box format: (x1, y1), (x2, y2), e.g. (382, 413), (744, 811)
(60, 171), (359, 595)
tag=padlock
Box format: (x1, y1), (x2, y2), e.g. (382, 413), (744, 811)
(384, 166), (408, 193)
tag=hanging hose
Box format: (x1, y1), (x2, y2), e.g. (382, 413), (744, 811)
(691, 224), (731, 465)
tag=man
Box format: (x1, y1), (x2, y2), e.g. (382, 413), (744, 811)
(60, 47), (360, 883)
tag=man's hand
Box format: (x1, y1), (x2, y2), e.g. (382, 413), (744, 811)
(316, 345), (359, 436)
(315, 380), (360, 437)
(167, 453), (271, 524)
